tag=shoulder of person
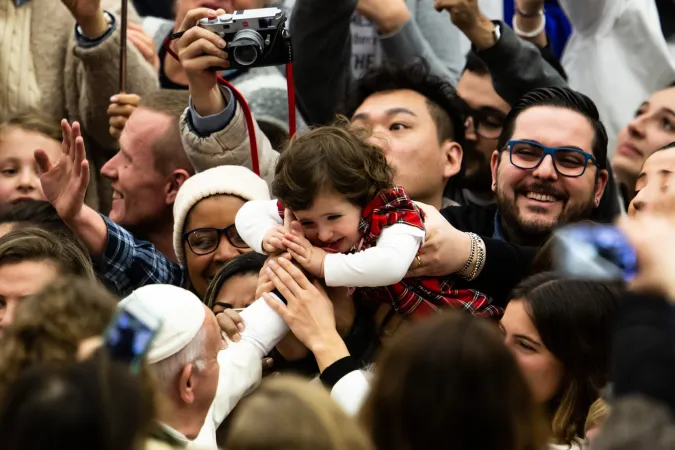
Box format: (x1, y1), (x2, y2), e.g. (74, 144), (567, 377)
(439, 203), (497, 232)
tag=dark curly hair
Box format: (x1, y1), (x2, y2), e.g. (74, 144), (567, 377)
(273, 120), (394, 210)
(342, 60), (466, 148)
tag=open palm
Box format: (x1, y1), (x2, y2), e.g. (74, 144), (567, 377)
(36, 120), (90, 222)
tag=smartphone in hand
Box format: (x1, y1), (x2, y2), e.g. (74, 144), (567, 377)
(103, 298), (162, 373)
(553, 224), (638, 283)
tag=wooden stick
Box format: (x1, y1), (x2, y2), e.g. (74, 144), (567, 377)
(119, 0), (128, 93)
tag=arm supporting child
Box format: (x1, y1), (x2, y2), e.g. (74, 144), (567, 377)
(324, 223), (424, 287)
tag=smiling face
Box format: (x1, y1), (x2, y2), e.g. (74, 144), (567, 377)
(500, 299), (564, 404)
(613, 87), (675, 186)
(292, 190), (362, 254)
(491, 106), (608, 243)
(183, 195), (252, 298)
(351, 89), (461, 208)
(101, 108), (174, 231)
(0, 127), (61, 206)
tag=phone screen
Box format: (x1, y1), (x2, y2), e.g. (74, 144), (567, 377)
(553, 224), (638, 282)
(104, 308), (157, 371)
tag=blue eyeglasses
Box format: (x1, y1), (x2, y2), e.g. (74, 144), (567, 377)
(505, 140), (599, 178)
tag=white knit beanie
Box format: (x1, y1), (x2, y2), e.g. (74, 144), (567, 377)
(173, 165), (271, 264)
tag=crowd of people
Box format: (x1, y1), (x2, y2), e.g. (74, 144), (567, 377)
(2, 0), (675, 449)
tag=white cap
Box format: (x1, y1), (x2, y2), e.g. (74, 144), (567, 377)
(172, 165), (271, 264)
(120, 284), (206, 364)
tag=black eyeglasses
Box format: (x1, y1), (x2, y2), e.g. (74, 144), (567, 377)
(461, 103), (505, 140)
(505, 140), (599, 178)
(182, 224), (249, 256)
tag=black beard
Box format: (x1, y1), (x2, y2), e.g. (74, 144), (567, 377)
(496, 183), (596, 246)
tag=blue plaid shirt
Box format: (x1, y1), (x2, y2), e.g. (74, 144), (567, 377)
(101, 215), (186, 297)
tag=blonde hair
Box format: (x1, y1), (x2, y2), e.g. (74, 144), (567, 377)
(226, 375), (374, 450)
(0, 109), (61, 142)
(585, 398), (610, 435)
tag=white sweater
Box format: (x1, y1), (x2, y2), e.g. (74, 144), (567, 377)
(560, 0), (675, 155)
(235, 199), (425, 287)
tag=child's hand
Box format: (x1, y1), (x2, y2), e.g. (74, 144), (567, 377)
(107, 93), (141, 140)
(263, 225), (288, 254)
(282, 231), (326, 278)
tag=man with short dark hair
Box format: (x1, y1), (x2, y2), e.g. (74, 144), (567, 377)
(443, 86), (611, 247)
(102, 89), (195, 260)
(0, 227), (95, 333)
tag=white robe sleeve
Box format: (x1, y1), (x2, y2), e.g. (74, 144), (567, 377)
(207, 294), (289, 429)
(323, 223), (424, 287)
(235, 199), (283, 254)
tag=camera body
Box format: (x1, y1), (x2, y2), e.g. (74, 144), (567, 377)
(199, 8), (292, 69)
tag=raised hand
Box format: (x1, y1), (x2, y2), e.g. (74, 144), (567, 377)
(107, 93), (141, 140)
(282, 224), (327, 278)
(60, 0), (108, 39)
(175, 8), (229, 116)
(128, 23), (160, 72)
(35, 120), (90, 222)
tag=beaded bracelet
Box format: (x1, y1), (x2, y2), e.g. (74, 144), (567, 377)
(456, 232), (478, 279)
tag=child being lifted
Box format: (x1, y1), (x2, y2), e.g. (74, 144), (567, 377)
(235, 122), (502, 320)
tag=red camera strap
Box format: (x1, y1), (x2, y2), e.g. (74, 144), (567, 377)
(162, 36), (297, 177)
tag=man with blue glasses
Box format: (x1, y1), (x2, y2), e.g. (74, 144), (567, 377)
(441, 86), (611, 247)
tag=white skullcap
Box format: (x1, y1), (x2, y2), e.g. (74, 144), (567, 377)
(173, 165), (271, 265)
(120, 284), (206, 364)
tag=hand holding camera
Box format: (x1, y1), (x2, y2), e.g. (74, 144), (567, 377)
(175, 8), (230, 116)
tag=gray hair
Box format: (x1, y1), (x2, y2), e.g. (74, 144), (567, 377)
(151, 327), (207, 393)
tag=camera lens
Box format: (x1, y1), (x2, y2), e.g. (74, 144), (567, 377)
(229, 29), (264, 66)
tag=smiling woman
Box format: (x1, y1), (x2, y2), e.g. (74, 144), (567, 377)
(500, 272), (622, 449)
(172, 165), (271, 298)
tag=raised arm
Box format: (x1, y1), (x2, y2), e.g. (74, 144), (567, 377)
(67, 0), (159, 150)
(290, 0), (356, 125)
(435, 0), (566, 106)
(175, 9), (279, 182)
(363, 0), (463, 83)
(36, 121), (183, 296)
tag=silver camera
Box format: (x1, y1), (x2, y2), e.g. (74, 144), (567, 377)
(199, 8), (292, 69)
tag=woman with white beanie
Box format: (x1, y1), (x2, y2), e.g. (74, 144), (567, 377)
(38, 128), (271, 298)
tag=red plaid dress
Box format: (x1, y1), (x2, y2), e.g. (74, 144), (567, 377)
(278, 187), (503, 320)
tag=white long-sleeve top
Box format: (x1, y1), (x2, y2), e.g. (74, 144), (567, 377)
(235, 199), (425, 288)
(559, 0), (675, 155)
(191, 295), (289, 449)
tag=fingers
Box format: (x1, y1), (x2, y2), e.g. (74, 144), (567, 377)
(110, 93), (141, 107)
(73, 136), (87, 177)
(80, 160), (90, 192)
(34, 149), (54, 174)
(179, 29), (228, 61)
(177, 7), (224, 33)
(263, 292), (291, 323)
(127, 28), (156, 61)
(282, 234), (309, 258)
(107, 100), (139, 118)
(70, 122), (82, 165)
(277, 257), (313, 290)
(61, 119), (72, 157)
(265, 259), (300, 300)
(290, 220), (304, 237)
(283, 208), (293, 232)
(216, 309), (245, 342)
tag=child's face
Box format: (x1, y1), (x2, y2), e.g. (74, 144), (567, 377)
(293, 190), (362, 253)
(0, 127), (61, 205)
